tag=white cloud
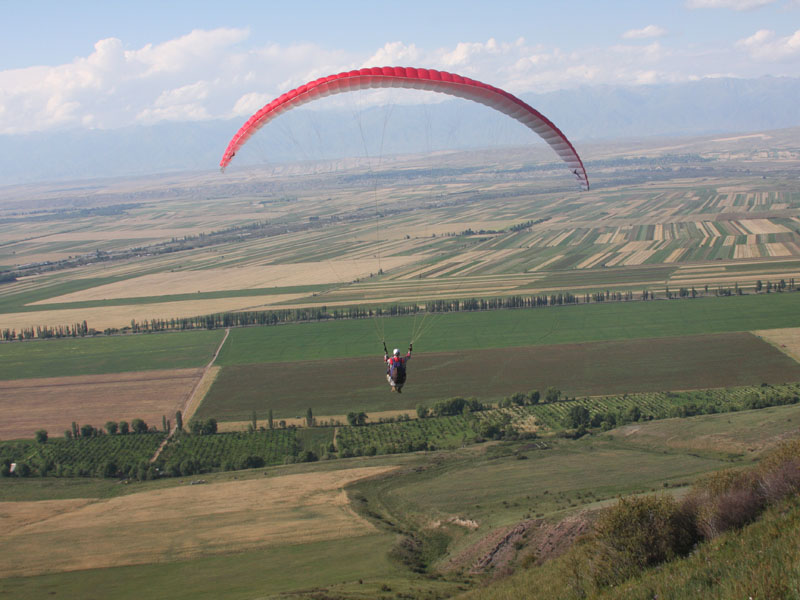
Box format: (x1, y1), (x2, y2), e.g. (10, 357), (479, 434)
(622, 25), (667, 39)
(232, 92), (273, 116)
(685, 0), (775, 9)
(363, 42), (422, 67)
(0, 26), (798, 135)
(0, 28), (359, 134)
(737, 28), (800, 59)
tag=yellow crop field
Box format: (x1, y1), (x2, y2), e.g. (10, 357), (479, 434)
(0, 466), (395, 577)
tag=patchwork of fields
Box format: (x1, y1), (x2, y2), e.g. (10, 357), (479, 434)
(2, 148), (800, 333)
(2, 134), (800, 598)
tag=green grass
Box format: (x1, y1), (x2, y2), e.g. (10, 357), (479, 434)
(599, 402), (800, 456)
(0, 476), (127, 502)
(198, 332), (800, 420)
(215, 292), (800, 365)
(0, 533), (447, 600)
(346, 437), (738, 577)
(356, 441), (728, 532)
(346, 404), (800, 581)
(0, 329), (225, 379)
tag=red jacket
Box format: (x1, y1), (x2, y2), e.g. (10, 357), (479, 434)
(385, 352), (411, 372)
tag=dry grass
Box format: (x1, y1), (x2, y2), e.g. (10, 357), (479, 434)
(0, 369), (202, 440)
(0, 465), (396, 577)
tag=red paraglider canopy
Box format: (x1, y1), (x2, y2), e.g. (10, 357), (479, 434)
(220, 66), (589, 190)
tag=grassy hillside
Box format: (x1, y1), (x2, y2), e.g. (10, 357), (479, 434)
(458, 439), (800, 600)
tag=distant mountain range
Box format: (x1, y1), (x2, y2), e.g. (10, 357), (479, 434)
(1, 76), (798, 185)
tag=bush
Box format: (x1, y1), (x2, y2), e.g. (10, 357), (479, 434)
(565, 405), (590, 428)
(298, 450), (318, 463)
(591, 494), (699, 587)
(189, 418), (218, 435)
(510, 392), (526, 406)
(239, 455), (265, 469)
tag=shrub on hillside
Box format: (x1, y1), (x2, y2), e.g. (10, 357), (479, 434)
(687, 439), (800, 540)
(590, 494), (699, 587)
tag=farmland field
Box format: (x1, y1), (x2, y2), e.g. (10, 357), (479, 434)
(213, 292), (800, 365)
(197, 331), (800, 420)
(2, 131), (800, 599)
(2, 131), (800, 334)
(0, 329), (224, 380)
(0, 369), (201, 440)
(0, 465), (394, 578)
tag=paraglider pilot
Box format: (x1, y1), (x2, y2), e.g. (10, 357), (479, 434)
(384, 342), (412, 393)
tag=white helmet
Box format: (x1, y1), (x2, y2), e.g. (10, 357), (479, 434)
(393, 348), (399, 356)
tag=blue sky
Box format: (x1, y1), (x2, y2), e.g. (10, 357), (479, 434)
(1, 0), (798, 134)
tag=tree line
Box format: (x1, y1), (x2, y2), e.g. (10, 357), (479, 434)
(8, 279), (796, 341)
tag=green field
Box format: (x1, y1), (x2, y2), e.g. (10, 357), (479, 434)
(215, 292), (800, 364)
(1, 292), (797, 383)
(198, 331), (800, 420)
(0, 533), (429, 600)
(0, 330), (224, 380)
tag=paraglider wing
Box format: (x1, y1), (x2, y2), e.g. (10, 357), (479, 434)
(221, 66), (589, 190)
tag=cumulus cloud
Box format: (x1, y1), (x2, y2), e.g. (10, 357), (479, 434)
(685, 0), (775, 9)
(622, 25), (668, 39)
(0, 27), (798, 135)
(363, 42), (422, 67)
(737, 28), (800, 59)
(0, 28), (362, 134)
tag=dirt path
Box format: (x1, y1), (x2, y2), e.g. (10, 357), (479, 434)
(150, 328), (230, 462)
